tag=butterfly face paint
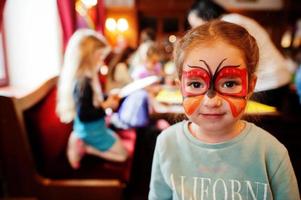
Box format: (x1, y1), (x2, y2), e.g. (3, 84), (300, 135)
(181, 59), (248, 117)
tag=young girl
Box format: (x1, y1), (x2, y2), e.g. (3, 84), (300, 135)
(149, 21), (300, 199)
(56, 29), (128, 169)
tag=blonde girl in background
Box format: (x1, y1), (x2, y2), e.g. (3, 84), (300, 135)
(56, 29), (128, 169)
(149, 20), (299, 199)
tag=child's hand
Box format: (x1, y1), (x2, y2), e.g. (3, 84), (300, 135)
(104, 94), (120, 110)
(146, 83), (162, 97)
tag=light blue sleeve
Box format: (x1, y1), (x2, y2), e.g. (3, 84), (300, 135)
(149, 137), (172, 200)
(270, 151), (300, 200)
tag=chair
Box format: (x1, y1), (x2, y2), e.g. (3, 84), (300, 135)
(0, 76), (136, 200)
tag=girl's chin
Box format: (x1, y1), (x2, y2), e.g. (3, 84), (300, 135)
(192, 119), (233, 132)
(199, 114), (225, 120)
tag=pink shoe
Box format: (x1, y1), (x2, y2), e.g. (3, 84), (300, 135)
(67, 132), (85, 169)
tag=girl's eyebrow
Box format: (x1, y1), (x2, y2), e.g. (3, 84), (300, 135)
(219, 65), (241, 68)
(188, 59), (241, 70)
(187, 60), (210, 74)
(186, 64), (206, 69)
(186, 59), (242, 75)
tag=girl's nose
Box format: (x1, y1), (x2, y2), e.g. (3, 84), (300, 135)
(202, 94), (222, 108)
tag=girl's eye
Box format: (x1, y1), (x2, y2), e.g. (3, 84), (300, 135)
(222, 81), (238, 88)
(217, 78), (242, 94)
(184, 80), (207, 95)
(188, 81), (203, 88)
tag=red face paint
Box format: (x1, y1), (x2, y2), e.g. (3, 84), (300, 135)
(181, 66), (248, 117)
(181, 68), (210, 97)
(214, 66), (248, 97)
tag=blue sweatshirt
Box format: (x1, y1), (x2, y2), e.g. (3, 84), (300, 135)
(149, 120), (300, 200)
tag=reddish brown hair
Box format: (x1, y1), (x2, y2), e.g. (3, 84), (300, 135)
(174, 20), (259, 80)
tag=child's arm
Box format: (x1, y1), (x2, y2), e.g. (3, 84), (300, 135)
(270, 150), (300, 200)
(91, 73), (120, 111)
(100, 94), (120, 110)
(149, 139), (172, 200)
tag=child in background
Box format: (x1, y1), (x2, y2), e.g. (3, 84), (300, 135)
(149, 21), (299, 199)
(129, 28), (156, 74)
(110, 43), (163, 130)
(131, 42), (163, 80)
(56, 29), (128, 169)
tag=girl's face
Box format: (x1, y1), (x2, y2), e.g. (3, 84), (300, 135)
(181, 41), (255, 133)
(146, 54), (160, 70)
(93, 48), (108, 71)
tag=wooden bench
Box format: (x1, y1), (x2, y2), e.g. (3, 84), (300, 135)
(0, 76), (136, 200)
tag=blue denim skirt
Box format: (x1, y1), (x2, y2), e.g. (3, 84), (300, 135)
(73, 117), (116, 152)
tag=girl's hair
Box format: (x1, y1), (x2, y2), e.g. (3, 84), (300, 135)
(189, 0), (227, 21)
(174, 20), (259, 80)
(140, 28), (156, 43)
(146, 42), (160, 60)
(56, 29), (111, 123)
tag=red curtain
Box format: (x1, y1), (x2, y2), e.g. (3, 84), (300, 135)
(95, 0), (105, 34)
(57, 0), (76, 50)
(0, 0), (6, 30)
(0, 0), (9, 86)
(57, 0), (105, 48)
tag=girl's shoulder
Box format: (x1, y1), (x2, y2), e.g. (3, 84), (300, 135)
(155, 121), (187, 153)
(245, 121), (287, 154)
(157, 121), (186, 141)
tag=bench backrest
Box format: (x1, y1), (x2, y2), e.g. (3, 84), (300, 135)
(0, 76), (136, 199)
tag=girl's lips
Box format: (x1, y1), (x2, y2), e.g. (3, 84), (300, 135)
(199, 113), (226, 119)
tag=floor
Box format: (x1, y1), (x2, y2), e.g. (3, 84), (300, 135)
(124, 126), (160, 200)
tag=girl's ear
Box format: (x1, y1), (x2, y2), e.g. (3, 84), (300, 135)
(175, 78), (181, 87)
(248, 74), (257, 97)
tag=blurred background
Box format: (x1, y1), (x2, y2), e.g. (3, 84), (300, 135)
(0, 0), (301, 199)
(0, 0), (300, 89)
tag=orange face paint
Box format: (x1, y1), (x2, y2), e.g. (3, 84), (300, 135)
(183, 96), (204, 115)
(222, 96), (247, 117)
(182, 94), (247, 117)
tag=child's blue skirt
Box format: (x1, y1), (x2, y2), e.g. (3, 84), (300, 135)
(73, 117), (117, 152)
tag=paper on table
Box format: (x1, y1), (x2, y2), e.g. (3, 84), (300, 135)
(155, 88), (182, 104)
(246, 100), (277, 114)
(115, 76), (161, 98)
